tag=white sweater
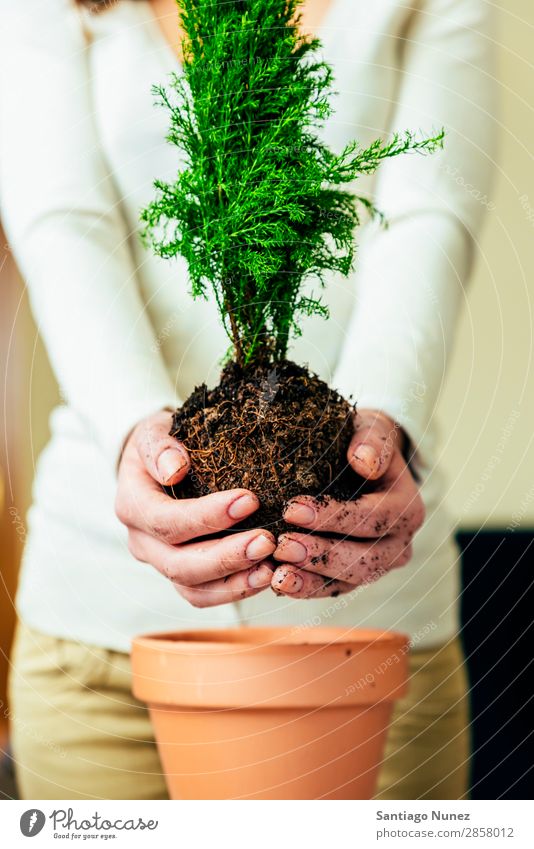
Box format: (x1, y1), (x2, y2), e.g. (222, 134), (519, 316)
(0, 0), (497, 651)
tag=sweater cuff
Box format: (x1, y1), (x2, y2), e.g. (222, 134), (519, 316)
(332, 380), (435, 482)
(109, 394), (180, 474)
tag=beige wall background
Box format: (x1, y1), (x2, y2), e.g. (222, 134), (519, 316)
(434, 0), (534, 529)
(3, 0), (534, 538)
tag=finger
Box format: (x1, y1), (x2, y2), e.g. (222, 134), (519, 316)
(271, 565), (353, 599)
(177, 561), (275, 608)
(348, 409), (400, 480)
(117, 449), (261, 545)
(273, 532), (413, 583)
(127, 527), (276, 585)
(133, 409), (190, 487)
(283, 488), (424, 538)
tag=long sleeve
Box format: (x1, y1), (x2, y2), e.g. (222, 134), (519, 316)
(0, 0), (179, 468)
(332, 0), (498, 473)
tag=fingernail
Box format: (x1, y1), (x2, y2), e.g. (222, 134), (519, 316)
(248, 563), (274, 589)
(157, 448), (187, 483)
(274, 570), (304, 594)
(274, 536), (307, 563)
(228, 493), (259, 520)
(246, 533), (276, 561)
(353, 443), (380, 475)
(283, 502), (316, 526)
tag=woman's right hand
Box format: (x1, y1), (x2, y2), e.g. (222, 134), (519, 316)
(115, 410), (276, 608)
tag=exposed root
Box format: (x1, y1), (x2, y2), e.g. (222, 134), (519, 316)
(168, 360), (366, 534)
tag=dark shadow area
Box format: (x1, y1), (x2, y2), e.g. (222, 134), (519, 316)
(458, 530), (534, 799)
(0, 745), (17, 800)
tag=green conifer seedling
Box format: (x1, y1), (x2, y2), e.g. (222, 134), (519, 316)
(141, 0), (444, 368)
(140, 0), (444, 531)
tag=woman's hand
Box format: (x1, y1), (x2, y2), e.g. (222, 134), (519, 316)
(115, 410), (275, 608)
(271, 409), (425, 598)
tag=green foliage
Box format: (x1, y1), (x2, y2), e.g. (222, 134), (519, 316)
(141, 0), (444, 365)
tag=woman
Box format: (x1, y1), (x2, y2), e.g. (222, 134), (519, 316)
(0, 0), (497, 799)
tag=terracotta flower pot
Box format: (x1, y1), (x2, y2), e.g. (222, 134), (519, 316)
(131, 626), (408, 800)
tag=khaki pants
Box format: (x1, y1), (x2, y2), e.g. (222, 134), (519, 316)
(8, 622), (469, 800)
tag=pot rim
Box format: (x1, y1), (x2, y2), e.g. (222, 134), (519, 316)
(132, 626), (409, 655)
(131, 627), (410, 708)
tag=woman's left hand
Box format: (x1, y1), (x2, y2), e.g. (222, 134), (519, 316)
(271, 409), (425, 598)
